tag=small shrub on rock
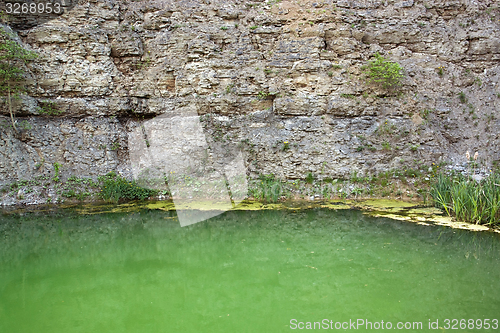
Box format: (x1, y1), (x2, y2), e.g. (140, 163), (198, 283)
(362, 52), (404, 90)
(98, 171), (157, 202)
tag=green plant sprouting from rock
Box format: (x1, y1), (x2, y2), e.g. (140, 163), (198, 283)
(362, 52), (404, 90)
(37, 101), (63, 116)
(458, 91), (467, 104)
(52, 162), (62, 182)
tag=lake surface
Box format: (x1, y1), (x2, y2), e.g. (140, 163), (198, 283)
(1, 207), (499, 332)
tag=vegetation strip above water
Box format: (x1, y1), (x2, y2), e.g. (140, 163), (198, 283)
(2, 155), (499, 229)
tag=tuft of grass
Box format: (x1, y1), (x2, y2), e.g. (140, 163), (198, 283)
(340, 93), (355, 99)
(420, 108), (432, 120)
(305, 172), (315, 184)
(136, 57), (151, 70)
(248, 174), (287, 203)
(468, 103), (475, 114)
(225, 83), (234, 94)
(430, 172), (500, 225)
(350, 171), (369, 183)
(366, 144), (376, 152)
(409, 144), (419, 152)
(110, 142), (120, 151)
(376, 121), (397, 136)
(458, 91), (467, 104)
(37, 102), (63, 116)
(257, 91), (269, 99)
(18, 120), (31, 130)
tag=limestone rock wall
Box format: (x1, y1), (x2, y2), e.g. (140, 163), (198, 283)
(1, 0), (499, 186)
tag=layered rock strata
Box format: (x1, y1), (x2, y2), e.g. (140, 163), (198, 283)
(0, 0), (499, 196)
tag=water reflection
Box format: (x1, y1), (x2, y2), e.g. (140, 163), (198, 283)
(0, 209), (499, 333)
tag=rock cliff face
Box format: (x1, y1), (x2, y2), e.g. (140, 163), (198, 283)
(1, 0), (499, 196)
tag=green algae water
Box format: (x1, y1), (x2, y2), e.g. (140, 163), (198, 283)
(1, 208), (499, 332)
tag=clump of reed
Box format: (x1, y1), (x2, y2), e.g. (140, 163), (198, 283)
(429, 152), (500, 226)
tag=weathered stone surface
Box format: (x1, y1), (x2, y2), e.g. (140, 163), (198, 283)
(111, 33), (144, 57)
(0, 117), (129, 186)
(469, 38), (500, 55)
(274, 96), (327, 116)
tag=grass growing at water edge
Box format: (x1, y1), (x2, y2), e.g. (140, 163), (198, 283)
(248, 174), (289, 203)
(429, 172), (500, 226)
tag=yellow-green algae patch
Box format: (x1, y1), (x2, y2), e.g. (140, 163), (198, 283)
(145, 199), (353, 211)
(359, 201), (499, 233)
(6, 199), (354, 215)
(75, 202), (154, 215)
(3, 198), (498, 234)
(356, 199), (418, 209)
